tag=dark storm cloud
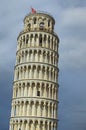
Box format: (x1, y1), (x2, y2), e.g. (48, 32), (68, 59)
(0, 69), (13, 130)
(0, 0), (86, 130)
(58, 68), (86, 130)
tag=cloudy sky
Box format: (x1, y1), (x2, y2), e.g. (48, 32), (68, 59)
(0, 0), (86, 130)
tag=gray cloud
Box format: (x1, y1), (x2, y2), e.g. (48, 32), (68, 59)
(58, 7), (86, 69)
(57, 0), (86, 8)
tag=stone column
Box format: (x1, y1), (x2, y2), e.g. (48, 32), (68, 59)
(45, 85), (47, 97)
(32, 122), (35, 130)
(55, 70), (57, 82)
(29, 66), (32, 79)
(53, 39), (54, 50)
(49, 68), (51, 81)
(45, 68), (47, 80)
(53, 53), (55, 65)
(29, 86), (32, 96)
(48, 103), (50, 118)
(16, 104), (18, 116)
(38, 102), (41, 116)
(22, 122), (25, 130)
(27, 51), (29, 62)
(26, 67), (28, 78)
(51, 123), (54, 130)
(49, 53), (51, 64)
(34, 86), (37, 96)
(39, 67), (42, 79)
(19, 68), (21, 80)
(41, 51), (44, 62)
(28, 86), (30, 96)
(27, 102), (30, 116)
(52, 69), (54, 82)
(18, 123), (21, 130)
(43, 123), (45, 130)
(26, 123), (28, 130)
(34, 68), (37, 79)
(44, 102), (46, 117)
(34, 102), (37, 116)
(46, 36), (48, 48)
(38, 122), (40, 130)
(55, 88), (57, 99)
(48, 85), (50, 98)
(54, 104), (57, 118)
(19, 103), (22, 116)
(45, 52), (47, 63)
(52, 104), (54, 118)
(22, 102), (24, 116)
(21, 86), (23, 97)
(24, 85), (27, 97)
(47, 122), (50, 130)
(52, 86), (54, 99)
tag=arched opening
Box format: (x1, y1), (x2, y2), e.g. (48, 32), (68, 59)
(26, 35), (29, 44)
(39, 34), (42, 46)
(39, 22), (44, 30)
(37, 90), (40, 96)
(23, 36), (25, 43)
(33, 17), (36, 24)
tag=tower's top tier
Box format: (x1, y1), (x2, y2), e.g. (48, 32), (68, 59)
(23, 11), (55, 33)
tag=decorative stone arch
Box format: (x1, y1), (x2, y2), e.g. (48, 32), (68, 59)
(38, 17), (43, 22)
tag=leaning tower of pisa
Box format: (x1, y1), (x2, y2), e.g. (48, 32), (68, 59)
(9, 10), (59, 130)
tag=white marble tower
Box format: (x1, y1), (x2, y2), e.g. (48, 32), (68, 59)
(9, 10), (59, 130)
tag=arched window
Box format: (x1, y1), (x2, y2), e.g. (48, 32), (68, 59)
(39, 22), (44, 30)
(33, 17), (36, 24)
(39, 34), (42, 46)
(37, 91), (40, 96)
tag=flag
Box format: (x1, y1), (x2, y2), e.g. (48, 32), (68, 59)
(31, 8), (36, 13)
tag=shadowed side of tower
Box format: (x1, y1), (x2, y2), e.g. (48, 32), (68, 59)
(9, 10), (59, 130)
